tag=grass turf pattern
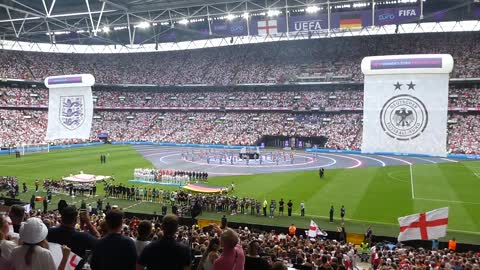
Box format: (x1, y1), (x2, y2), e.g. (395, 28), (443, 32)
(1, 145), (479, 243)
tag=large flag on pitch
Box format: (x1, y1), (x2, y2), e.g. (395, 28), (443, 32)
(398, 207), (449, 242)
(45, 74), (94, 140)
(307, 220), (328, 238)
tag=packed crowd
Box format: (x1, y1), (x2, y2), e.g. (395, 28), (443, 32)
(1, 204), (478, 270)
(3, 107), (480, 154)
(447, 114), (480, 155)
(0, 176), (17, 195)
(1, 33), (480, 85)
(3, 86), (480, 109)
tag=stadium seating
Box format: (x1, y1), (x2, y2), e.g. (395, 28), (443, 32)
(1, 86), (480, 153)
(0, 33), (479, 85)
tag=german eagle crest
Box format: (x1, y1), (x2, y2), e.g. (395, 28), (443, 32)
(380, 94), (428, 140)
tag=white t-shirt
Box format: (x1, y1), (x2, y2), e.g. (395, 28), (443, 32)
(10, 245), (56, 270)
(0, 239), (17, 260)
(134, 240), (150, 256)
(0, 239), (17, 270)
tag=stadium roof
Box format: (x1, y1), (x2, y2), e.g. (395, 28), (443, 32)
(0, 0), (476, 50)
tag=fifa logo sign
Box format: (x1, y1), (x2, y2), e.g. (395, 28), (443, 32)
(399, 9), (417, 17)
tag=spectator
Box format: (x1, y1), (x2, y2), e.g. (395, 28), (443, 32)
(8, 205), (25, 234)
(271, 261), (288, 270)
(137, 214), (191, 270)
(47, 206), (99, 264)
(197, 237), (220, 270)
(91, 210), (137, 270)
(133, 220), (152, 256)
(10, 217), (71, 270)
(0, 216), (16, 270)
(244, 240), (269, 270)
(213, 228), (245, 270)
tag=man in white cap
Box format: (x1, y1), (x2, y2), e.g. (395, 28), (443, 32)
(10, 217), (71, 270)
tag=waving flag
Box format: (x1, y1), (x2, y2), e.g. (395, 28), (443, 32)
(49, 242), (83, 270)
(307, 220), (328, 238)
(398, 207), (449, 242)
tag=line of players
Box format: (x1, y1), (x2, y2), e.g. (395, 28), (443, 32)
(184, 149), (298, 165)
(134, 168), (209, 182)
(105, 184), (168, 202)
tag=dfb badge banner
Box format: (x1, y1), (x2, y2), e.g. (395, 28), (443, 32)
(361, 55), (453, 157)
(45, 74), (95, 140)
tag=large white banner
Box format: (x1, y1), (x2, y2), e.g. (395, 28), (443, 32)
(361, 55), (453, 157)
(45, 74), (95, 140)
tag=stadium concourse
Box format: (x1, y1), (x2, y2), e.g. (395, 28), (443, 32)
(133, 145), (455, 175)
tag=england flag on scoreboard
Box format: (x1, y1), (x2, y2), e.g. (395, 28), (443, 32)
(398, 207), (449, 242)
(258, 19), (277, 35)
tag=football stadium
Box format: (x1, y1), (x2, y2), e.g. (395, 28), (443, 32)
(0, 0), (480, 269)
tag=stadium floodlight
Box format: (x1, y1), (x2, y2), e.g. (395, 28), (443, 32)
(179, 19), (189, 25)
(102, 26), (110, 33)
(267, 10), (281, 17)
(305, 6), (320, 13)
(160, 22), (170, 26)
(242, 12), (249, 19)
(135, 22), (151, 29)
(113, 26), (127, 30)
(226, 14), (235, 21)
(353, 2), (368, 8)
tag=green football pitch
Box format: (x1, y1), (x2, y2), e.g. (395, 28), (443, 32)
(1, 145), (479, 244)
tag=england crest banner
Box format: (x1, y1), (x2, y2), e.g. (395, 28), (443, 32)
(45, 74), (95, 140)
(361, 55), (453, 157)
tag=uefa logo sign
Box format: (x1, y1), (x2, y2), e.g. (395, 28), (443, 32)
(380, 94), (428, 140)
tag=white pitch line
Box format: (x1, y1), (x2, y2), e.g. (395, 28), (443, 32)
(415, 197), (480, 205)
(143, 150), (180, 157)
(410, 164), (415, 199)
(441, 158), (459, 163)
(159, 153), (182, 164)
(124, 201), (144, 210)
(386, 172), (408, 182)
(379, 155), (413, 165)
(321, 153), (362, 168)
(411, 157), (437, 164)
(349, 154), (386, 167)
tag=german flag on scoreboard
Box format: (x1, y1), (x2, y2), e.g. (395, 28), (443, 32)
(340, 15), (362, 29)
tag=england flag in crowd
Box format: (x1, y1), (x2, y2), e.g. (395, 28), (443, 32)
(307, 220), (328, 238)
(398, 207), (449, 242)
(45, 74), (94, 140)
(49, 242), (82, 270)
